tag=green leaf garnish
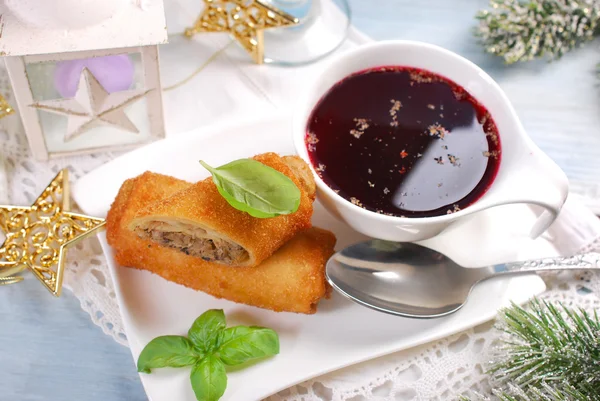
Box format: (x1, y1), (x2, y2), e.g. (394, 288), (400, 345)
(218, 326), (279, 366)
(214, 185), (275, 219)
(188, 309), (226, 353)
(199, 159), (301, 218)
(138, 309), (279, 401)
(190, 355), (227, 401)
(137, 335), (200, 373)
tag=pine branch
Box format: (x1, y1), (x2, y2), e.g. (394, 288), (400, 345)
(493, 383), (594, 400)
(461, 383), (591, 401)
(489, 299), (600, 399)
(475, 0), (600, 64)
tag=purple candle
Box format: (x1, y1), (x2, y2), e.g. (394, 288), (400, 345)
(54, 54), (135, 98)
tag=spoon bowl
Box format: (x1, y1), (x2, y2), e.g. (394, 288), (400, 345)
(326, 240), (600, 318)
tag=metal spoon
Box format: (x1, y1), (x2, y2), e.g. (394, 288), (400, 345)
(326, 240), (600, 318)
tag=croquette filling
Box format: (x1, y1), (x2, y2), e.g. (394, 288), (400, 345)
(134, 221), (248, 264)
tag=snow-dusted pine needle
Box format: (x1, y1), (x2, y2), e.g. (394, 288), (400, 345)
(475, 0), (600, 64)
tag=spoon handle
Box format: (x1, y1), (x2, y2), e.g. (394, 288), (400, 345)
(494, 252), (600, 274)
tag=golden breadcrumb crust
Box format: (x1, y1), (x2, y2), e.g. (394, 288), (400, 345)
(106, 172), (335, 314)
(282, 155), (316, 199)
(129, 153), (316, 267)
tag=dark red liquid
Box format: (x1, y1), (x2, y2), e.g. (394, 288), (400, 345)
(306, 66), (501, 218)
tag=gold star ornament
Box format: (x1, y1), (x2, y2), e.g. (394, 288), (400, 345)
(0, 169), (105, 296)
(185, 0), (299, 64)
(0, 92), (14, 119)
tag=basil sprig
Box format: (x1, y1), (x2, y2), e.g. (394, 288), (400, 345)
(200, 159), (301, 218)
(137, 309), (280, 401)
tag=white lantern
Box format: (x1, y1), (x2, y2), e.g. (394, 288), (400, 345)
(0, 0), (167, 160)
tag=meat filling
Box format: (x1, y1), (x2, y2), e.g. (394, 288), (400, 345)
(135, 221), (248, 264)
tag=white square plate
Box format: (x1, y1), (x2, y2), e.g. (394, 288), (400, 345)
(73, 116), (551, 401)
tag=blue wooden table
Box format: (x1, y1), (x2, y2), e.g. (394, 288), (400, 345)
(2, 1), (599, 400)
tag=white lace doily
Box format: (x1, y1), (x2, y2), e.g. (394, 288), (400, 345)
(0, 67), (129, 344)
(2, 46), (600, 401)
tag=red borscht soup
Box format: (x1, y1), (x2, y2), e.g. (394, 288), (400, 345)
(305, 66), (501, 218)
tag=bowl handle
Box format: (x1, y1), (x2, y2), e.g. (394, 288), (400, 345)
(476, 146), (569, 239)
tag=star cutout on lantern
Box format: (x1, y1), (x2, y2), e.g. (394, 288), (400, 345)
(0, 169), (105, 296)
(185, 0), (298, 64)
(30, 68), (151, 142)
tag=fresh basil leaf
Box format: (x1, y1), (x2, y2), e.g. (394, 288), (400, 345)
(214, 185), (275, 219)
(188, 309), (226, 353)
(190, 355), (227, 401)
(137, 335), (199, 373)
(217, 326), (280, 366)
(199, 159), (301, 218)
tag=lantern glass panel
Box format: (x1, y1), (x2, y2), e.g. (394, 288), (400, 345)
(25, 52), (154, 155)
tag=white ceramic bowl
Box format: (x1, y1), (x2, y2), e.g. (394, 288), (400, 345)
(292, 40), (569, 242)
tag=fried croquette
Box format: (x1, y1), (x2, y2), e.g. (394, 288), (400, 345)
(129, 153), (316, 267)
(106, 172), (335, 314)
